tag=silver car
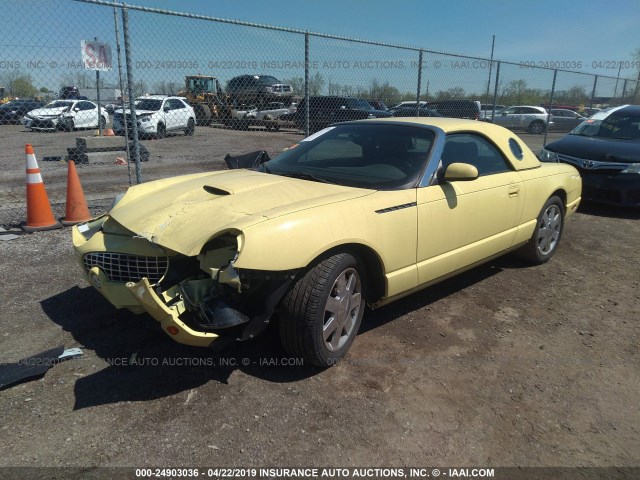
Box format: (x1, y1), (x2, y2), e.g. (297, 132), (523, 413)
(549, 109), (586, 132)
(489, 105), (553, 134)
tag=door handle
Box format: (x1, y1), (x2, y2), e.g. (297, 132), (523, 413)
(508, 185), (520, 197)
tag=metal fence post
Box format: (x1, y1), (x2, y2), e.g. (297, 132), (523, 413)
(113, 5), (132, 186)
(490, 61), (500, 123)
(415, 50), (423, 117)
(121, 3), (142, 184)
(621, 79), (628, 104)
(94, 36), (103, 137)
(543, 69), (557, 147)
(304, 32), (310, 137)
(589, 75), (598, 114)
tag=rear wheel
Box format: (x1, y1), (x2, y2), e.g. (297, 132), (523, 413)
(279, 253), (365, 367)
(529, 120), (545, 134)
(99, 116), (106, 129)
(516, 196), (564, 264)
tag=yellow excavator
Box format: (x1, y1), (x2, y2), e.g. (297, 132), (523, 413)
(0, 87), (11, 104)
(178, 75), (233, 126)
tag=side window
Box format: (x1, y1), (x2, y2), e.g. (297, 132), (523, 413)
(168, 99), (184, 110)
(503, 107), (516, 114)
(441, 133), (511, 176)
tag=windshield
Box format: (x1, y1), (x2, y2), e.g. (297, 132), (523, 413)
(347, 98), (374, 110)
(135, 99), (163, 111)
(571, 111), (640, 140)
(263, 123), (435, 189)
(188, 77), (214, 93)
(45, 101), (73, 109)
(257, 76), (280, 85)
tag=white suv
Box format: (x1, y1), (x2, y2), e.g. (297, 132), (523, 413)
(113, 95), (196, 138)
(488, 105), (553, 134)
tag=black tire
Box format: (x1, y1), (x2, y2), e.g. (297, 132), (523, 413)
(529, 120), (545, 134)
(64, 118), (74, 132)
(99, 116), (107, 129)
(185, 118), (195, 136)
(516, 195), (564, 264)
(156, 122), (165, 139)
(279, 253), (365, 367)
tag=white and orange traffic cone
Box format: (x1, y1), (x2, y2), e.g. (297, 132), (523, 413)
(21, 144), (62, 232)
(61, 160), (92, 226)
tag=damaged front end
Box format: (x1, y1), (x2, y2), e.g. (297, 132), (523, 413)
(75, 219), (296, 348)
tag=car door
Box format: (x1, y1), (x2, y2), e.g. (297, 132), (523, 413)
(496, 107), (522, 128)
(166, 98), (187, 129)
(551, 110), (570, 131)
(78, 101), (98, 127)
(416, 133), (524, 285)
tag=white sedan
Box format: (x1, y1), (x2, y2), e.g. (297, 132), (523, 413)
(22, 99), (108, 131)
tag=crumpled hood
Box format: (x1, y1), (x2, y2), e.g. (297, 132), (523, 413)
(108, 169), (372, 256)
(28, 107), (68, 117)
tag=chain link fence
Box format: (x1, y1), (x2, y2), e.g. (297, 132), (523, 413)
(1, 0), (638, 227)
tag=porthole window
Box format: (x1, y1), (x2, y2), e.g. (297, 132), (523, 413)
(509, 138), (524, 160)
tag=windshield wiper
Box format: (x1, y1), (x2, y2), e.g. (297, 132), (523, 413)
(277, 172), (336, 184)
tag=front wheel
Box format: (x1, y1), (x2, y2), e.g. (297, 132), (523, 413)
(63, 118), (74, 132)
(516, 196), (564, 264)
(156, 122), (165, 139)
(185, 118), (195, 136)
(279, 253), (365, 367)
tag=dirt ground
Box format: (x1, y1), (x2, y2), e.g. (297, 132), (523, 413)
(0, 124), (638, 477)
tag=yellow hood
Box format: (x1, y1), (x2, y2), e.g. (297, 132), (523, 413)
(108, 169), (372, 256)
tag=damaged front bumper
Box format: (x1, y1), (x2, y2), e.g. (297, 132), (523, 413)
(73, 216), (295, 348)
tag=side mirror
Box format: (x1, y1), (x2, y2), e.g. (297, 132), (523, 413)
(163, 106), (170, 112)
(501, 111), (508, 116)
(443, 162), (479, 182)
(73, 107), (80, 112)
(340, 105), (346, 110)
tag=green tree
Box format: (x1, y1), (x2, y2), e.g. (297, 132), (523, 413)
(10, 75), (38, 97)
(434, 87), (466, 100)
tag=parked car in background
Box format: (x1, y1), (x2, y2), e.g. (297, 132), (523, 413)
(550, 109), (587, 132)
(113, 95), (196, 138)
(480, 103), (506, 119)
(539, 105), (640, 206)
(392, 106), (442, 118)
(425, 100), (481, 120)
(0, 99), (44, 124)
(73, 118), (581, 367)
(388, 101), (428, 114)
(281, 96), (392, 132)
(367, 100), (388, 111)
(488, 105), (552, 134)
(226, 75), (294, 107)
(578, 107), (601, 117)
(245, 102), (295, 120)
(22, 99), (108, 131)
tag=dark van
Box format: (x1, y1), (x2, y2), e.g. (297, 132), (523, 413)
(425, 100), (481, 120)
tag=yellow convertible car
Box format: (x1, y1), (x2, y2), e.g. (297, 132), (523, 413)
(73, 118), (581, 366)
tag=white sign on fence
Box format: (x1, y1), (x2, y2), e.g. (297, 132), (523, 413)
(80, 40), (112, 71)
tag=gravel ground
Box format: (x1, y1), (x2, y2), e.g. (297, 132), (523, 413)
(0, 124), (638, 477)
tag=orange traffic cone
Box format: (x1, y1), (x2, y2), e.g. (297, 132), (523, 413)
(21, 144), (62, 232)
(61, 160), (92, 226)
